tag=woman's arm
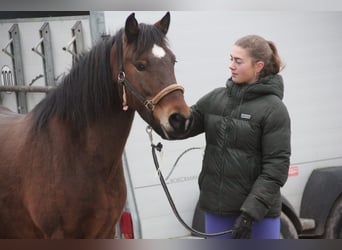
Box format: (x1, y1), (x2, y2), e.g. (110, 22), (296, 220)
(241, 101), (291, 220)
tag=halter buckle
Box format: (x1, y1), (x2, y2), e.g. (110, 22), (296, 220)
(144, 100), (155, 111)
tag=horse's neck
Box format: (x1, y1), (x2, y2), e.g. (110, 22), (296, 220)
(88, 110), (135, 178)
(85, 109), (135, 154)
(43, 109), (135, 172)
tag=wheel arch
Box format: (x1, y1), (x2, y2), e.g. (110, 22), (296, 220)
(300, 166), (342, 236)
(281, 196), (302, 233)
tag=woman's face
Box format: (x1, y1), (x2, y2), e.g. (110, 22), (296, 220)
(229, 45), (263, 84)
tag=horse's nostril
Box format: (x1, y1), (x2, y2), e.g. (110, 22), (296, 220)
(169, 113), (186, 131)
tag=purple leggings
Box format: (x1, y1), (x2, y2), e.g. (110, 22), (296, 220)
(205, 212), (280, 239)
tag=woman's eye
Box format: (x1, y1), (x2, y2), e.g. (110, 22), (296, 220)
(135, 62), (146, 71)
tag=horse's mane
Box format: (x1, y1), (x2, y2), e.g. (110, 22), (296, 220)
(32, 23), (168, 131)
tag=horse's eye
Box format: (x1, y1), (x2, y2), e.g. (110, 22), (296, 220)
(135, 62), (146, 71)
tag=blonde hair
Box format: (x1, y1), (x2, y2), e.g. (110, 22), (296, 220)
(235, 35), (284, 78)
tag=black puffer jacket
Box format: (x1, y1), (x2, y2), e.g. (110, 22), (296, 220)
(187, 74), (291, 221)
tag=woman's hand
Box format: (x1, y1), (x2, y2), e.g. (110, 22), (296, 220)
(232, 212), (254, 239)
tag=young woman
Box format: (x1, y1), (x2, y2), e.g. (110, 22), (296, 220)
(185, 35), (291, 239)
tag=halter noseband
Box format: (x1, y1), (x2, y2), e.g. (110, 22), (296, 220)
(115, 35), (184, 112)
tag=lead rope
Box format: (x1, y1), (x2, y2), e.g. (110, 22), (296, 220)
(146, 126), (232, 238)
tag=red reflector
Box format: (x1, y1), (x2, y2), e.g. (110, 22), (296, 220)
(120, 211), (134, 239)
(288, 165), (299, 177)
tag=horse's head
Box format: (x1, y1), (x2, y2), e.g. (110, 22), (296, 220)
(111, 12), (192, 139)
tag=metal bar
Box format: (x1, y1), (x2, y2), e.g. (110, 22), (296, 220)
(62, 21), (84, 63)
(31, 37), (45, 58)
(32, 22), (56, 87)
(1, 38), (14, 58)
(8, 24), (28, 114)
(62, 36), (77, 57)
(40, 22), (55, 87)
(72, 20), (84, 55)
(0, 85), (55, 93)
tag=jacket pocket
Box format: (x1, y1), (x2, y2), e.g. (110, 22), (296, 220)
(231, 118), (250, 148)
(232, 118), (261, 151)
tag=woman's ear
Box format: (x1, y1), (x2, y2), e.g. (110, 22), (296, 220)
(255, 61), (265, 73)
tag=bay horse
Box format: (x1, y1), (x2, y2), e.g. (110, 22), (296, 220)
(0, 12), (191, 238)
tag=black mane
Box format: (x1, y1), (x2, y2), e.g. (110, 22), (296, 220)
(32, 23), (168, 131)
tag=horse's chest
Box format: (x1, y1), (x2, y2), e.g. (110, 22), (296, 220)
(29, 183), (123, 238)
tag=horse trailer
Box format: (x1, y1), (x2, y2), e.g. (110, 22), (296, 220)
(0, 11), (341, 239)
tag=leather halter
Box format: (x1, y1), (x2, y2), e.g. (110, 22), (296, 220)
(115, 35), (184, 112)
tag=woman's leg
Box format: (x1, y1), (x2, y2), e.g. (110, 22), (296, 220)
(205, 212), (280, 239)
(204, 212), (237, 239)
(251, 217), (280, 239)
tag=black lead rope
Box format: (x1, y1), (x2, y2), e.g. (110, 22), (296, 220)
(150, 141), (233, 238)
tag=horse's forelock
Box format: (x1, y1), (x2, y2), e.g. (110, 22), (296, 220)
(131, 24), (168, 56)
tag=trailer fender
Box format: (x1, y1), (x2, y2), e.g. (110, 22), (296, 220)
(300, 166), (342, 236)
(282, 196), (302, 233)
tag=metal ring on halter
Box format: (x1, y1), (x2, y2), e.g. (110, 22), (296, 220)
(118, 71), (126, 83)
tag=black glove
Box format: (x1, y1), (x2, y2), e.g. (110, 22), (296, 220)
(232, 212), (253, 239)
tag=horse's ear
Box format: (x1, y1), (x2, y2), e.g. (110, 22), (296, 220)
(125, 13), (139, 43)
(154, 12), (170, 35)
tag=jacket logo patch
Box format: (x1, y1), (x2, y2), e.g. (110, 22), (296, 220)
(241, 113), (251, 120)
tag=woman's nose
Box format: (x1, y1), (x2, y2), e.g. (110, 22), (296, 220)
(229, 62), (235, 70)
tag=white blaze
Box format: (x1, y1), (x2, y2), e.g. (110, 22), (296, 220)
(152, 44), (166, 58)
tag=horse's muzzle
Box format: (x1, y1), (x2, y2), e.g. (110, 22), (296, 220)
(164, 112), (192, 139)
(168, 112), (190, 133)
